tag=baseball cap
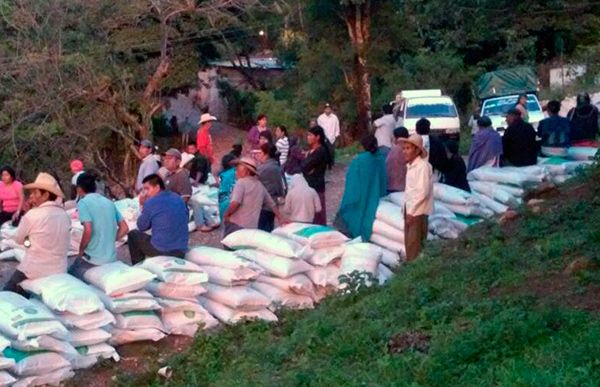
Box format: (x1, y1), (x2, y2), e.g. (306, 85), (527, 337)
(163, 148), (182, 159)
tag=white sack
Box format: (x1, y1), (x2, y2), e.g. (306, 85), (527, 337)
(203, 284), (270, 311)
(161, 304), (219, 335)
(5, 349), (70, 377)
(95, 289), (161, 314)
(372, 220), (404, 243)
(137, 256), (208, 286)
(0, 292), (68, 340)
(146, 280), (206, 299)
(306, 264), (340, 288)
(71, 343), (119, 370)
(56, 308), (115, 331)
(108, 328), (165, 346)
(255, 274), (316, 298)
(339, 243), (382, 277)
(567, 146), (597, 161)
(306, 245), (345, 266)
(467, 166), (543, 187)
(469, 181), (519, 206)
(186, 246), (254, 270)
(221, 229), (311, 259)
(13, 366), (74, 387)
(251, 282), (314, 310)
(11, 336), (77, 357)
(433, 183), (475, 205)
(68, 329), (112, 347)
(0, 370), (15, 386)
(377, 264), (394, 285)
(198, 265), (259, 287)
(84, 261), (155, 296)
(472, 192), (509, 215)
(375, 201), (404, 230)
(236, 250), (313, 278)
(380, 248), (402, 268)
(385, 192), (406, 207)
(114, 311), (163, 331)
(0, 357), (14, 370)
(272, 223), (349, 249)
(198, 298), (278, 325)
(370, 233), (406, 255)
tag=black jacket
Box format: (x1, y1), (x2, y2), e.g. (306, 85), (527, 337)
(502, 119), (538, 167)
(442, 155), (470, 192)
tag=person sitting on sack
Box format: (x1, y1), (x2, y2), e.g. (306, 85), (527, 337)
(441, 140), (470, 192)
(222, 157), (287, 237)
(502, 108), (538, 167)
(467, 116), (503, 172)
(69, 173), (129, 278)
(162, 148), (193, 203)
(128, 174), (189, 265)
(538, 100), (571, 157)
(283, 174), (321, 223)
(401, 134), (433, 261)
(4, 173), (71, 295)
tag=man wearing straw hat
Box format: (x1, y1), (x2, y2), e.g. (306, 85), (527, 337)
(3, 173), (70, 294)
(222, 157), (287, 237)
(400, 134), (433, 261)
(196, 112), (217, 165)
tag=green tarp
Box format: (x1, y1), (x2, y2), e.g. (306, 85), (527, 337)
(476, 67), (537, 100)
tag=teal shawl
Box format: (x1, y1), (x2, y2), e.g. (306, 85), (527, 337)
(338, 150), (388, 240)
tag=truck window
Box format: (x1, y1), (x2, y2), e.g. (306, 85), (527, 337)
(406, 103), (458, 119)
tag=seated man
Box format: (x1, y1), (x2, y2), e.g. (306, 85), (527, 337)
(128, 174), (189, 265)
(538, 100), (570, 157)
(502, 108), (538, 167)
(441, 140), (470, 192)
(162, 148), (192, 203)
(69, 173), (129, 278)
(222, 157), (286, 237)
(4, 173), (70, 295)
(467, 116), (503, 172)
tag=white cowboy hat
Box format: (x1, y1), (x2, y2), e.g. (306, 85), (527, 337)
(198, 113), (217, 124)
(180, 152), (195, 168)
(231, 157), (258, 175)
(399, 134), (428, 159)
(24, 172), (64, 198)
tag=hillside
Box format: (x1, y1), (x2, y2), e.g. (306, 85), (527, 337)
(111, 166), (600, 386)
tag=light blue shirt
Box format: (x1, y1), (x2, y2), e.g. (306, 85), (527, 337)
(78, 193), (123, 264)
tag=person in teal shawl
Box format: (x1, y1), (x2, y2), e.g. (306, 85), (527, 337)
(218, 153), (237, 219)
(336, 134), (388, 240)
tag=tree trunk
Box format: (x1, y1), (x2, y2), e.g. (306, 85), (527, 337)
(343, 0), (372, 138)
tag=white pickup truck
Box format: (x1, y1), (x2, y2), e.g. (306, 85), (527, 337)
(480, 93), (544, 133)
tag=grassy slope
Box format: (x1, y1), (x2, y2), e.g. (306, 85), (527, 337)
(121, 169), (600, 387)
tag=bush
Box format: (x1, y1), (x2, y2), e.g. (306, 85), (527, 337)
(254, 91), (301, 130)
(217, 80), (258, 128)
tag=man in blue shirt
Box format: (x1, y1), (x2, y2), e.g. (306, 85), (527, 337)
(128, 174), (189, 264)
(69, 173), (129, 278)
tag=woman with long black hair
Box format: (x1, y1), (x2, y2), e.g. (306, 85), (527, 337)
(301, 126), (331, 225)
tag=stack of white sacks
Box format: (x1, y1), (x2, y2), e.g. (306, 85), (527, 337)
(189, 185), (221, 229)
(19, 273), (120, 373)
(137, 256), (216, 337)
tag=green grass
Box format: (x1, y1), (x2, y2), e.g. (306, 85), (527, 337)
(119, 168), (600, 387)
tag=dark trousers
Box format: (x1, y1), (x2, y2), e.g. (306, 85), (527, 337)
(0, 211), (22, 227)
(404, 215), (428, 261)
(258, 210), (275, 232)
(313, 190), (327, 225)
(128, 230), (185, 265)
(68, 256), (96, 279)
(3, 269), (28, 296)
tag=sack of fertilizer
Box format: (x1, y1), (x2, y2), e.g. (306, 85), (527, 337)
(160, 303), (219, 336)
(10, 336), (77, 358)
(375, 201), (404, 230)
(370, 233), (405, 256)
(71, 342), (119, 370)
(3, 347), (71, 377)
(433, 201), (456, 217)
(567, 146), (598, 161)
(442, 202), (494, 219)
(68, 329), (111, 348)
(84, 261), (156, 296)
(380, 247), (402, 269)
(563, 160), (593, 173)
(385, 192), (405, 207)
(339, 243), (382, 278)
(0, 248), (25, 262)
(272, 223), (349, 249)
(0, 335), (9, 352)
(94, 289), (160, 314)
(108, 327), (165, 346)
(54, 308), (116, 331)
(197, 265), (259, 287)
(0, 292), (68, 341)
(137, 256), (208, 286)
(469, 181), (520, 206)
(186, 246), (255, 270)
(472, 192), (509, 215)
(251, 282), (314, 310)
(20, 273), (104, 316)
(467, 166), (543, 187)
(114, 311), (163, 331)
(428, 216), (462, 239)
(203, 284), (270, 311)
(146, 280), (206, 299)
(235, 249), (313, 278)
(306, 245), (345, 266)
(198, 297), (277, 325)
(190, 185), (219, 206)
(0, 371), (15, 386)
(221, 229), (312, 259)
(433, 183), (477, 206)
(14, 367), (74, 387)
(306, 264), (341, 288)
(377, 264), (394, 285)
(0, 356), (14, 370)
(372, 219), (404, 243)
(255, 274), (316, 299)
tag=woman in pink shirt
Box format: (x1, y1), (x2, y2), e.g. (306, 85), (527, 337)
(0, 166), (25, 226)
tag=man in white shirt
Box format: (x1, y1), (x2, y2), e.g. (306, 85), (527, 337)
(4, 173), (70, 295)
(135, 139), (160, 193)
(373, 104), (396, 156)
(400, 134), (433, 261)
(317, 103), (340, 145)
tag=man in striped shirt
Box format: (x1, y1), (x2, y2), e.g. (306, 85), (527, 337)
(275, 125), (290, 166)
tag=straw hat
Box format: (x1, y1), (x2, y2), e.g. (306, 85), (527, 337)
(399, 134), (428, 159)
(232, 157), (257, 175)
(24, 173), (64, 198)
(198, 113), (217, 125)
(180, 152), (195, 168)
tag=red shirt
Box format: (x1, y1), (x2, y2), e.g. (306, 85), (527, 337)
(196, 122), (214, 164)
